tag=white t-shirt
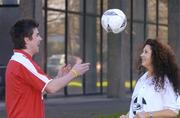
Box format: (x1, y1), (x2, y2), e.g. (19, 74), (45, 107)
(129, 72), (179, 118)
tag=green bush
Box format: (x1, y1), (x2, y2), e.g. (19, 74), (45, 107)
(97, 112), (121, 118)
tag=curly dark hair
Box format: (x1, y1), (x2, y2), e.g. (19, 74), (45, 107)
(10, 19), (39, 49)
(138, 39), (180, 95)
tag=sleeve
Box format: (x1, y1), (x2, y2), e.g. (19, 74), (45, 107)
(19, 64), (52, 93)
(129, 76), (144, 118)
(177, 96), (180, 109)
(162, 78), (179, 113)
(131, 76), (143, 98)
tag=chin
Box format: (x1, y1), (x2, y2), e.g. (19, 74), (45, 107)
(33, 49), (39, 54)
(141, 63), (145, 66)
(36, 47), (40, 53)
(141, 63), (147, 68)
(36, 50), (39, 54)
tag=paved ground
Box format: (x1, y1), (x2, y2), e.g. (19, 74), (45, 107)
(0, 95), (130, 118)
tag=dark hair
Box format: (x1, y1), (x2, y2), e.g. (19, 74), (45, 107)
(10, 19), (39, 49)
(138, 39), (180, 95)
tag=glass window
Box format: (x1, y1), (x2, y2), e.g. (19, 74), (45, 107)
(48, 0), (65, 10)
(68, 0), (80, 12)
(159, 0), (168, 24)
(66, 14), (83, 94)
(47, 11), (65, 78)
(147, 24), (156, 39)
(147, 0), (156, 23)
(159, 25), (168, 42)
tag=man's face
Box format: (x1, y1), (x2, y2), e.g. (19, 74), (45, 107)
(25, 28), (42, 55)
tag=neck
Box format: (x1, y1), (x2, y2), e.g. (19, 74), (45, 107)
(147, 66), (154, 78)
(22, 49), (33, 57)
(147, 69), (154, 78)
(147, 71), (152, 77)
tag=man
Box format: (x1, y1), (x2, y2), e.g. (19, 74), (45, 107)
(5, 19), (90, 118)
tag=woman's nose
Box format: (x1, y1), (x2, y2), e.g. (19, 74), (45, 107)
(140, 53), (143, 57)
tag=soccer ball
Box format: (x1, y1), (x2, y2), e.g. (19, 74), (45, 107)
(101, 9), (127, 34)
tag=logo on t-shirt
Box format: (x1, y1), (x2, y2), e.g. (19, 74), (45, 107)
(132, 96), (147, 115)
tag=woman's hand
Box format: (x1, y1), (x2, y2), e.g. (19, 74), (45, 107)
(120, 114), (128, 118)
(134, 111), (148, 118)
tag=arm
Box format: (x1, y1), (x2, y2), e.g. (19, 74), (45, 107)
(135, 109), (178, 118)
(150, 109), (178, 118)
(45, 61), (90, 94)
(45, 72), (75, 94)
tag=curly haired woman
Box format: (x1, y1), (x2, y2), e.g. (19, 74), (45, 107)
(120, 39), (180, 118)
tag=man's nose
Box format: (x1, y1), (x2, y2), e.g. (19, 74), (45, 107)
(140, 53), (143, 57)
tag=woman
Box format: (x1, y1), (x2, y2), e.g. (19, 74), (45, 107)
(120, 39), (180, 118)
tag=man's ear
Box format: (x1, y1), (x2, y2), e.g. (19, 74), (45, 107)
(24, 37), (30, 49)
(24, 37), (29, 44)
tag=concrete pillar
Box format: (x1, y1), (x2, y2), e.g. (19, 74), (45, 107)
(79, 0), (97, 93)
(85, 0), (97, 93)
(107, 0), (124, 98)
(107, 0), (145, 98)
(168, 0), (180, 66)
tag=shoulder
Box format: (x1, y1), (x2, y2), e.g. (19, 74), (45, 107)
(6, 60), (22, 72)
(163, 75), (177, 95)
(137, 72), (148, 83)
(132, 72), (148, 94)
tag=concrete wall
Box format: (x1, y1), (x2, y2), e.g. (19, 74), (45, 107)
(0, 7), (20, 66)
(0, 0), (44, 67)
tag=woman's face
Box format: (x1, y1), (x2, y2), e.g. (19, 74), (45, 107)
(140, 45), (152, 69)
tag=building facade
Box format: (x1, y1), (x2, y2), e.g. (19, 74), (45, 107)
(0, 0), (179, 99)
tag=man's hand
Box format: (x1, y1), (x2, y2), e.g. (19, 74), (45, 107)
(70, 59), (90, 77)
(56, 64), (72, 78)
